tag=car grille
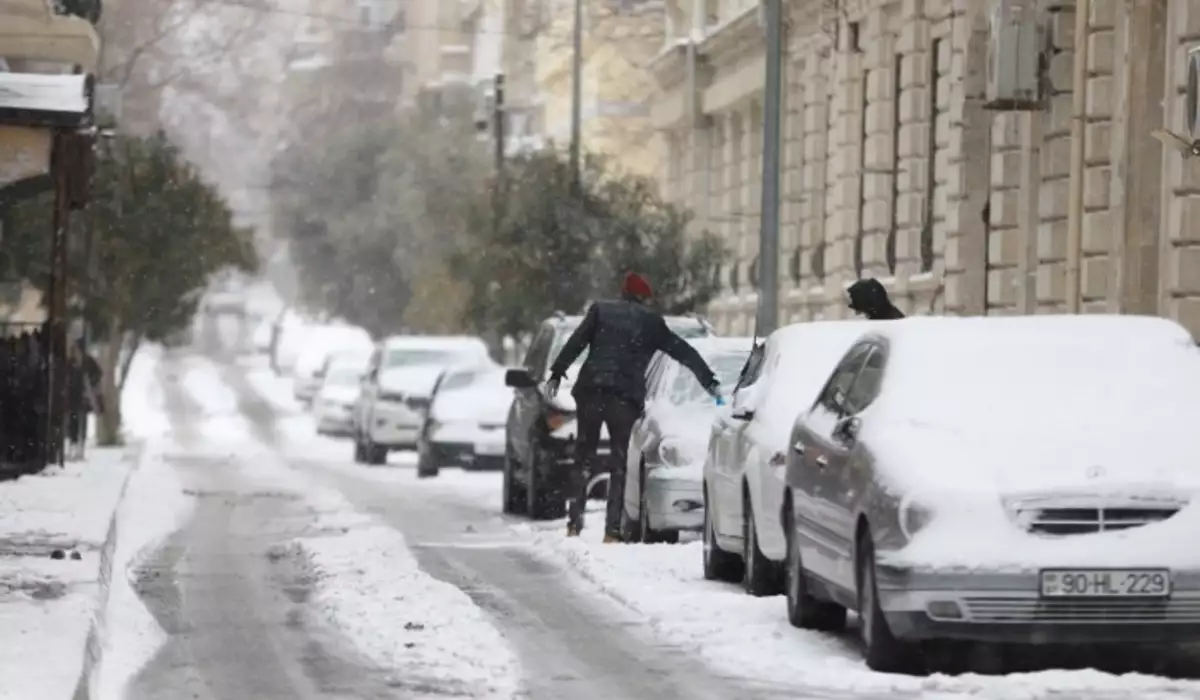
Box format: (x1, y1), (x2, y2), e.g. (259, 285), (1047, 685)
(963, 597), (1200, 623)
(1021, 507), (1178, 535)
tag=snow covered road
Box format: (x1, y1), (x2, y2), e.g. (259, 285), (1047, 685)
(105, 345), (1200, 700)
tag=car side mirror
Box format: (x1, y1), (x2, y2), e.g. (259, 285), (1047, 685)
(833, 416), (861, 445)
(732, 409), (755, 421)
(505, 368), (536, 389)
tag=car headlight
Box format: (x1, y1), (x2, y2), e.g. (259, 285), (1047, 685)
(657, 440), (689, 468)
(545, 409), (572, 432)
(899, 497), (934, 539)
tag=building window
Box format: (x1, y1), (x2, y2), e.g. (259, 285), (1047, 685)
(789, 247), (802, 284)
(922, 38), (941, 273)
(886, 53), (901, 275)
(847, 21), (861, 52)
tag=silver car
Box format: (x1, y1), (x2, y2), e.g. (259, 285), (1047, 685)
(621, 338), (752, 543)
(784, 315), (1200, 674)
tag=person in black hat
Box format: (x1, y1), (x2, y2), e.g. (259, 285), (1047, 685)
(846, 278), (905, 320)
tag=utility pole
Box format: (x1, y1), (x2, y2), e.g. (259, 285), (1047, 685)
(757, 0), (783, 334)
(492, 72), (506, 237)
(568, 0), (583, 193)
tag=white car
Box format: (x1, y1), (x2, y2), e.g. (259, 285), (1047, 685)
(353, 335), (493, 465)
(703, 319), (876, 595)
(785, 315), (1200, 673)
(417, 365), (512, 477)
(292, 325), (374, 404)
(313, 354), (370, 437)
(622, 337), (753, 543)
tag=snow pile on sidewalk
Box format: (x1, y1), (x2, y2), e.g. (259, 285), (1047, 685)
(521, 512), (1200, 700)
(121, 343), (170, 441)
(89, 442), (193, 700)
(0, 448), (137, 700)
(290, 479), (521, 699)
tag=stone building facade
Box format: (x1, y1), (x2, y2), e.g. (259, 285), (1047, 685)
(651, 0), (1200, 336)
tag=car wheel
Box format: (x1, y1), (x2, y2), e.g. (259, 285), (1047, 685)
(364, 432), (387, 466)
(857, 528), (922, 674)
(702, 485), (743, 582)
(785, 509), (846, 630)
(501, 446), (527, 515)
(352, 433), (366, 464)
(526, 448), (565, 521)
(416, 441), (439, 479)
(638, 475), (680, 544)
(742, 494), (783, 596)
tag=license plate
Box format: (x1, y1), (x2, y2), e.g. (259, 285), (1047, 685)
(1040, 569), (1171, 598)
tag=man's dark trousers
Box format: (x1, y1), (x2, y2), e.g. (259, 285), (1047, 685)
(569, 391), (640, 537)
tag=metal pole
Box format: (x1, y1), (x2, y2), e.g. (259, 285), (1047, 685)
(757, 0), (783, 334)
(493, 72), (506, 211)
(47, 132), (71, 467)
(1064, 0), (1090, 314)
(568, 0), (583, 192)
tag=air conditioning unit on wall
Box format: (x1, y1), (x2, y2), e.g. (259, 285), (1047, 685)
(985, 0), (1045, 110)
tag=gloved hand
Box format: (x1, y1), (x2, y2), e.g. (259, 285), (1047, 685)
(544, 375), (561, 400)
(705, 379), (724, 405)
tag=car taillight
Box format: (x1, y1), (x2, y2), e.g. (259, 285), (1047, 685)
(545, 410), (570, 431)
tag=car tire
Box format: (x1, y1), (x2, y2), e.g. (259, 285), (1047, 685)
(742, 494), (783, 596)
(526, 449), (565, 521)
(785, 509), (846, 631)
(364, 431), (387, 466)
(416, 442), (439, 479)
(857, 529), (922, 674)
(638, 469), (679, 544)
(501, 446), (527, 515)
(352, 433), (366, 464)
(702, 485), (743, 582)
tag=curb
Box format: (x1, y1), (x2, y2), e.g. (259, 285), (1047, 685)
(71, 442), (144, 700)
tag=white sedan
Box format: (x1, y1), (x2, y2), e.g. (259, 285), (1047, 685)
(417, 366), (512, 478)
(703, 319), (875, 595)
(312, 355), (370, 437)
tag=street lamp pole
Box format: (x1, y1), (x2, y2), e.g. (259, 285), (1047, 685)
(757, 0), (784, 335)
(568, 0), (583, 193)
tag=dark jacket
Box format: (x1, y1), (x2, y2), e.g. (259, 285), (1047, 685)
(847, 279), (905, 320)
(549, 300), (717, 406)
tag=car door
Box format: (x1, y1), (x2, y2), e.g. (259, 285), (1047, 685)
(713, 341), (768, 538)
(821, 344), (886, 592)
(509, 325), (553, 466)
(791, 343), (872, 584)
(748, 349), (790, 559)
(627, 354), (673, 519)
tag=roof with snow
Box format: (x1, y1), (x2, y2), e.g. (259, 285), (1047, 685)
(0, 72), (92, 128)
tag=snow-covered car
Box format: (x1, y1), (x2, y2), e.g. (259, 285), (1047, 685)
(313, 353), (370, 437)
(354, 335), (493, 465)
(704, 320), (876, 596)
(621, 337), (753, 544)
(291, 325), (374, 404)
(784, 315), (1200, 674)
(251, 318), (273, 354)
(269, 308), (310, 376)
(416, 365), (512, 477)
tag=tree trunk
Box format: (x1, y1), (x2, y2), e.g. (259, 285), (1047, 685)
(117, 334), (140, 393)
(96, 322), (124, 446)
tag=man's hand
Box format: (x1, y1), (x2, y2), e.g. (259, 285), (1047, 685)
(544, 376), (562, 400)
(704, 379), (723, 402)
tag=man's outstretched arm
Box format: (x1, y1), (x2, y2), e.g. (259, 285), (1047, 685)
(549, 303), (598, 379)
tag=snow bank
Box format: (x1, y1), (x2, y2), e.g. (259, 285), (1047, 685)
(89, 444), (193, 700)
(296, 521), (520, 698)
(521, 512), (1200, 699)
(121, 343), (169, 442)
(0, 448), (137, 700)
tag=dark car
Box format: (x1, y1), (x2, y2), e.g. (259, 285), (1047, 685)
(502, 311), (715, 520)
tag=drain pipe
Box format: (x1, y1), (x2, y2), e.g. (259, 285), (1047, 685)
(1064, 0), (1090, 314)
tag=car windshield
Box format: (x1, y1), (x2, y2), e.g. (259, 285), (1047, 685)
(385, 348), (462, 368)
(549, 317), (708, 372)
(438, 370), (480, 393)
(668, 351), (748, 404)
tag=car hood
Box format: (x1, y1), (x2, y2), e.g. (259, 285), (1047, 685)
(432, 386), (513, 424)
(378, 366), (443, 398)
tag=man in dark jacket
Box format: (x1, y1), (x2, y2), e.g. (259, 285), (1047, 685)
(547, 272), (720, 541)
(846, 278), (906, 320)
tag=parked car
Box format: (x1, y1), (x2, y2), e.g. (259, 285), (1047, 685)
(416, 365), (512, 477)
(503, 312), (715, 520)
(313, 353), (371, 437)
(292, 325), (374, 404)
(353, 335), (493, 465)
(784, 315), (1200, 674)
(621, 337), (753, 544)
(704, 320), (876, 596)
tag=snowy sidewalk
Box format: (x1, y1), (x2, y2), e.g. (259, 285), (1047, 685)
(0, 446), (138, 700)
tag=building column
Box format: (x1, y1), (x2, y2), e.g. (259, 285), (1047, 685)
(1107, 0), (1167, 315)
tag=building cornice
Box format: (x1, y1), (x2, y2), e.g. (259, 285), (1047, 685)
(0, 10), (100, 72)
(696, 5), (759, 67)
(649, 40), (688, 89)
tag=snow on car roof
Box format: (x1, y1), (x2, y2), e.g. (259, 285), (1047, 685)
(747, 320), (878, 452)
(688, 336), (754, 354)
(864, 314), (1200, 495)
(381, 335), (488, 350)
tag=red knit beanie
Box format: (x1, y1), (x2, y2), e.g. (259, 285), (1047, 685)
(622, 271), (653, 299)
